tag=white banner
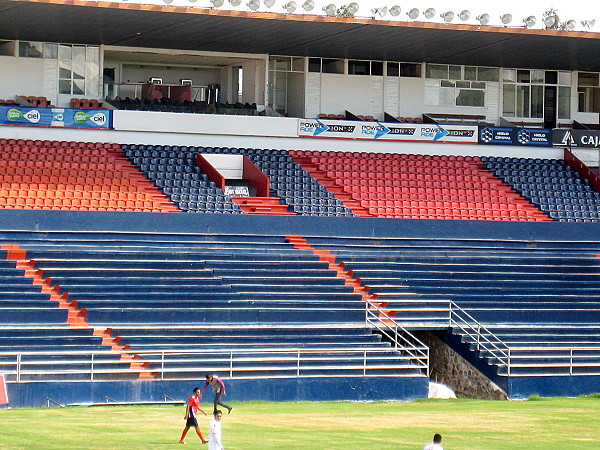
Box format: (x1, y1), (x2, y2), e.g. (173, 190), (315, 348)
(298, 119), (478, 144)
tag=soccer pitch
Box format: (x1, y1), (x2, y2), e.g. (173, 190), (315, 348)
(0, 397), (598, 449)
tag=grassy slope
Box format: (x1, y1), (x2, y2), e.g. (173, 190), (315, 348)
(0, 398), (598, 449)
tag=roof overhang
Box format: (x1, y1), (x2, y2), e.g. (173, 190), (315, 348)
(2, 0), (600, 71)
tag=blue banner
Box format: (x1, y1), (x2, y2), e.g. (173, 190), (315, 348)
(0, 105), (112, 129)
(478, 126), (552, 147)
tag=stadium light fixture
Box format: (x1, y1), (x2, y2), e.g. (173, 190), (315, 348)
(163, 0), (174, 4)
(230, 0), (242, 6)
(371, 6), (388, 18)
(323, 3), (336, 15)
(407, 8), (419, 19)
(543, 15), (557, 28)
(581, 19), (596, 29)
(211, 0), (224, 7)
(458, 10), (470, 21)
(564, 19), (577, 31)
(247, 0), (260, 10)
(500, 13), (513, 25)
(283, 0), (296, 12)
(263, 0), (275, 8)
(346, 2), (359, 15)
(423, 7), (436, 19)
(388, 5), (401, 17)
(302, 0), (314, 11)
(523, 15), (537, 28)
(476, 14), (490, 25)
(441, 11), (454, 23)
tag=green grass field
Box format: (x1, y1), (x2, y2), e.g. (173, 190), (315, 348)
(1, 397), (599, 449)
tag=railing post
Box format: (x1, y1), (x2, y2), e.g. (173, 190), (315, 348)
(507, 348), (511, 376)
(570, 349), (573, 376)
(16, 353), (21, 383)
(161, 352), (165, 381)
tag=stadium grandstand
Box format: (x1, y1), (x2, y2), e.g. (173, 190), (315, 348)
(1, 0), (600, 407)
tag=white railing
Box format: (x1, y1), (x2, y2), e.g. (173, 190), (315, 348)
(364, 301), (429, 373)
(0, 346), (424, 383)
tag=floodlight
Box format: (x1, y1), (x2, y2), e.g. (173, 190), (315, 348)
(458, 10), (470, 21)
(163, 0), (173, 4)
(283, 0), (296, 12)
(523, 15), (536, 27)
(230, 0), (242, 5)
(371, 6), (387, 18)
(389, 5), (400, 16)
(247, 0), (260, 10)
(581, 19), (596, 29)
(264, 0), (275, 8)
(500, 13), (512, 25)
(302, 0), (314, 11)
(407, 8), (419, 19)
(323, 3), (336, 15)
(544, 15), (557, 28)
(441, 11), (454, 22)
(564, 19), (577, 31)
(210, 0), (224, 7)
(346, 2), (359, 15)
(476, 14), (490, 25)
(424, 7), (435, 19)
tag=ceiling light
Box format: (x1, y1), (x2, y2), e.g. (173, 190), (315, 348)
(283, 0), (296, 12)
(424, 7), (435, 19)
(407, 8), (419, 19)
(441, 11), (454, 22)
(346, 2), (359, 15)
(500, 13), (513, 25)
(371, 6), (387, 18)
(323, 3), (336, 15)
(476, 13), (490, 25)
(389, 5), (401, 16)
(211, 0), (224, 6)
(163, 0), (173, 4)
(230, 0), (242, 5)
(264, 0), (275, 7)
(564, 19), (577, 31)
(458, 10), (470, 21)
(302, 0), (314, 11)
(523, 16), (536, 27)
(247, 0), (260, 10)
(581, 19), (596, 29)
(544, 15), (557, 28)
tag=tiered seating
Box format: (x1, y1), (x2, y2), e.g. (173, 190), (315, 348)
(122, 144), (242, 214)
(482, 156), (600, 222)
(304, 236), (600, 377)
(0, 231), (423, 379)
(291, 151), (549, 221)
(0, 139), (178, 212)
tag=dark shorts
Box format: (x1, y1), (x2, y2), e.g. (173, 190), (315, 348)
(186, 417), (198, 428)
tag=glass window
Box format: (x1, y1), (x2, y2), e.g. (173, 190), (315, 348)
(291, 57), (304, 72)
(456, 81), (470, 89)
(517, 85), (530, 117)
(558, 86), (570, 119)
(503, 69), (516, 83)
(426, 64), (448, 79)
(464, 66), (477, 81)
(477, 67), (499, 82)
(59, 60), (72, 79)
(371, 61), (383, 76)
(503, 84), (516, 115)
(58, 44), (72, 61)
(400, 63), (421, 77)
(531, 85), (544, 118)
(86, 46), (99, 63)
(448, 65), (461, 80)
(308, 58), (321, 72)
(44, 43), (58, 59)
(517, 70), (530, 83)
(545, 71), (558, 84)
(322, 59), (344, 74)
(348, 60), (370, 75)
(59, 79), (72, 95)
(531, 70), (544, 84)
(578, 72), (599, 87)
(439, 87), (454, 106)
(387, 62), (399, 77)
(19, 41), (43, 58)
(558, 72), (571, 86)
(456, 89), (484, 107)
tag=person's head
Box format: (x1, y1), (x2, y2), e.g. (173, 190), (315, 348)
(433, 434), (442, 444)
(193, 387), (201, 396)
(205, 373), (214, 382)
(214, 410), (223, 421)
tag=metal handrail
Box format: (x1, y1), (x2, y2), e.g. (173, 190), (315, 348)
(365, 301), (429, 370)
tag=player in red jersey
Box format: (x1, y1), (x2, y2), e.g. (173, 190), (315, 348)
(179, 387), (208, 444)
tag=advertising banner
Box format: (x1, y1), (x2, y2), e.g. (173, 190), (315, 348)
(0, 374), (7, 404)
(553, 129), (600, 148)
(0, 105), (112, 129)
(298, 119), (478, 143)
(478, 126), (553, 147)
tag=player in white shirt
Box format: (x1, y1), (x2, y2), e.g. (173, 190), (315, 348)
(208, 410), (224, 450)
(423, 433), (443, 450)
